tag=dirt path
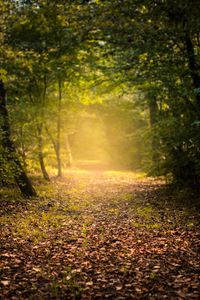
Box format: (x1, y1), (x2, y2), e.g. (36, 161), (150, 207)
(0, 169), (200, 299)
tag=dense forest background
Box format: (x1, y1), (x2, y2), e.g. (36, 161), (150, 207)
(0, 0), (200, 195)
(1, 2), (200, 299)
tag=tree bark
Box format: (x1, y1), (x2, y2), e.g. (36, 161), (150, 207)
(65, 134), (73, 167)
(149, 94), (159, 164)
(56, 79), (62, 177)
(37, 124), (50, 181)
(185, 32), (200, 112)
(0, 80), (37, 196)
(19, 126), (27, 169)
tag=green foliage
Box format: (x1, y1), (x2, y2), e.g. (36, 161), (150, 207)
(88, 0), (200, 186)
(1, 0), (200, 189)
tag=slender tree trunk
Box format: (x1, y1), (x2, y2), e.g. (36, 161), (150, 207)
(36, 75), (50, 181)
(56, 79), (62, 177)
(19, 126), (27, 169)
(0, 80), (37, 196)
(37, 124), (50, 181)
(149, 95), (159, 164)
(65, 134), (73, 167)
(185, 32), (200, 112)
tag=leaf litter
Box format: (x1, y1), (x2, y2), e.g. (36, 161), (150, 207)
(0, 170), (200, 299)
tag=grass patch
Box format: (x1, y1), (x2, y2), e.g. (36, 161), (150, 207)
(11, 211), (69, 242)
(132, 221), (161, 229)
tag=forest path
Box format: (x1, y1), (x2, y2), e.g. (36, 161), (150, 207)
(1, 169), (200, 299)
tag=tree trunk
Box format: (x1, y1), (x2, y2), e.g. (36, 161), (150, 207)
(0, 80), (37, 196)
(56, 79), (62, 177)
(185, 32), (200, 112)
(149, 94), (159, 164)
(19, 126), (27, 169)
(45, 126), (63, 175)
(37, 124), (50, 181)
(65, 134), (73, 167)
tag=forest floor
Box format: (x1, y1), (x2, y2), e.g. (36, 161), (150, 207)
(0, 166), (200, 299)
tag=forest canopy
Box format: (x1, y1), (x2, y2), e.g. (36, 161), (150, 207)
(0, 0), (200, 195)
